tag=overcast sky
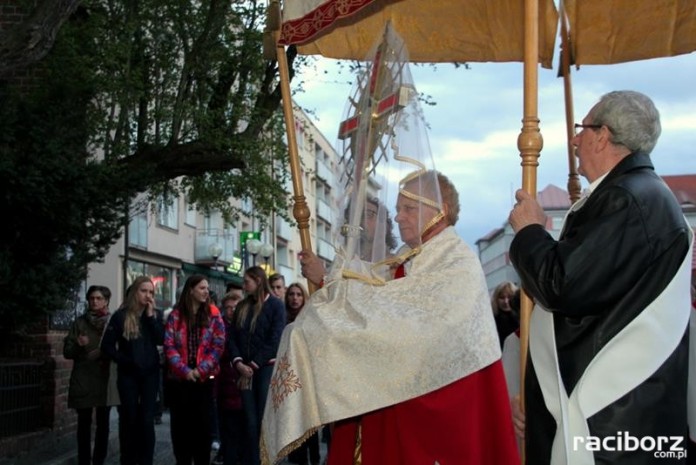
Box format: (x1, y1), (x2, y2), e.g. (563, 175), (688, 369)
(293, 52), (696, 246)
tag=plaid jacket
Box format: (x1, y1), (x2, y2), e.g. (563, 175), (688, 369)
(164, 305), (225, 381)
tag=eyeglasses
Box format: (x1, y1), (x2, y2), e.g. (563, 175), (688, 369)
(574, 123), (602, 135)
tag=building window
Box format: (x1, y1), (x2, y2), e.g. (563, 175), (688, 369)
(158, 196), (178, 229)
(276, 243), (289, 267)
(225, 223), (238, 254)
(126, 261), (175, 310)
(242, 197), (252, 213)
(185, 201), (197, 227)
(128, 209), (148, 248)
(317, 220), (331, 241)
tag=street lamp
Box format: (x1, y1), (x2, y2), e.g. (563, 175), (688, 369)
(209, 243), (223, 269)
(260, 242), (274, 266)
(246, 238), (262, 266)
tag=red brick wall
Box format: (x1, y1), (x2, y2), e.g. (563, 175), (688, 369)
(0, 315), (77, 458)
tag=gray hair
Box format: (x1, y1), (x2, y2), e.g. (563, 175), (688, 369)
(589, 90), (661, 154)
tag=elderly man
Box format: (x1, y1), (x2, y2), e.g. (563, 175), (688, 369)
(509, 90), (693, 464)
(262, 170), (518, 465)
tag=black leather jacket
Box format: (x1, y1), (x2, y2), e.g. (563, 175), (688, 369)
(511, 152), (691, 465)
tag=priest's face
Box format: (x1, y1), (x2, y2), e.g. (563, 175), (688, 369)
(395, 194), (438, 248)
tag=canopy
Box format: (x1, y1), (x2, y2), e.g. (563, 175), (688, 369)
(565, 0), (696, 65)
(280, 0), (696, 67)
(280, 0), (559, 67)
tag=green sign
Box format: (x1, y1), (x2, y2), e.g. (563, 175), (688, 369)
(240, 231), (261, 249)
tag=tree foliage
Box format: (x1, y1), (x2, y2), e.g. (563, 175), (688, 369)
(0, 0), (307, 330)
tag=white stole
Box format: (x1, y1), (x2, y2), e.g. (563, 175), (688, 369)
(530, 225), (694, 465)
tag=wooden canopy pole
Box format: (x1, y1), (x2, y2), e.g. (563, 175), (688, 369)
(559, 1), (582, 203)
(267, 0), (317, 294)
(518, 0), (543, 461)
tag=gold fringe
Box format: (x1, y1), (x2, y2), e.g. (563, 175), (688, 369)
(420, 212), (445, 236)
(393, 147), (443, 215)
(398, 188), (441, 210)
(261, 425), (321, 465)
(353, 422), (362, 465)
(394, 154), (426, 173)
(339, 246), (422, 286)
(342, 269), (387, 286)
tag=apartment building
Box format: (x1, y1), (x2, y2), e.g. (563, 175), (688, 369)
(86, 105), (341, 309)
(476, 176), (696, 293)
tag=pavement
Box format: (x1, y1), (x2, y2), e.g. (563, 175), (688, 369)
(8, 411), (326, 465)
(103, 412), (174, 465)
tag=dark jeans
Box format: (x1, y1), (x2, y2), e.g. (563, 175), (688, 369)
(218, 408), (244, 465)
(240, 365), (273, 465)
(168, 380), (213, 465)
(117, 371), (159, 465)
(210, 397), (220, 443)
(288, 431), (320, 465)
(76, 406), (112, 465)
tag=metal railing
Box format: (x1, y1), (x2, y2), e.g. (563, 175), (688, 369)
(0, 361), (46, 439)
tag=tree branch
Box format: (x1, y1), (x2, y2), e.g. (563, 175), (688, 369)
(116, 140), (247, 185)
(0, 0), (82, 74)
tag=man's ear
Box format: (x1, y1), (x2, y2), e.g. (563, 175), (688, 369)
(594, 126), (611, 152)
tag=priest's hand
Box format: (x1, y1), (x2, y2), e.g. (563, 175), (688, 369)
(299, 249), (326, 286)
(511, 394), (525, 440)
(509, 189), (546, 233)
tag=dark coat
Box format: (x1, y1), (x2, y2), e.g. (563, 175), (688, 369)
(101, 308), (164, 378)
(228, 295), (285, 370)
(510, 152), (691, 465)
(215, 318), (243, 411)
(63, 312), (118, 409)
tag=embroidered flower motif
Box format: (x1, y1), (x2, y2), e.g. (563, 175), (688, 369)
(270, 353), (302, 410)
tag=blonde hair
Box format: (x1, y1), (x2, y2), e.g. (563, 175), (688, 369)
(123, 276), (154, 340)
(491, 281), (518, 317)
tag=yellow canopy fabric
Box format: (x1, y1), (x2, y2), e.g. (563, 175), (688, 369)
(281, 0), (696, 68)
(280, 0), (559, 68)
(565, 0), (696, 65)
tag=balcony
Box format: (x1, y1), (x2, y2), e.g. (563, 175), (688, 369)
(277, 264), (299, 284)
(316, 199), (332, 222)
(317, 238), (335, 261)
(276, 217), (293, 241)
(195, 229), (237, 266)
(316, 160), (334, 184)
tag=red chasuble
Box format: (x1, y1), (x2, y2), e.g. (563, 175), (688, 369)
(327, 361), (519, 465)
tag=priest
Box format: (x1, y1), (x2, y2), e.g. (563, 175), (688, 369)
(260, 170), (519, 465)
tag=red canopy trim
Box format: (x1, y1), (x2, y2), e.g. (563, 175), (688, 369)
(280, 0), (377, 46)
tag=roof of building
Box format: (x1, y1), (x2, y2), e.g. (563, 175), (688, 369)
(662, 174), (696, 207)
(537, 184), (573, 210)
(476, 226), (505, 243)
(476, 176), (696, 256)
